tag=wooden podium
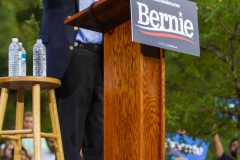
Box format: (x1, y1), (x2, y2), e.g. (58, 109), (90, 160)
(65, 0), (165, 159)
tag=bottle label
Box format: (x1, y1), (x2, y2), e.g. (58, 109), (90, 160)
(22, 53), (26, 62)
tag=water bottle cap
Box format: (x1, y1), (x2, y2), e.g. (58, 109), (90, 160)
(37, 39), (42, 43)
(12, 38), (19, 42)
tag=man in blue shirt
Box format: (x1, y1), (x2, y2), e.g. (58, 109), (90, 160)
(40, 0), (103, 159)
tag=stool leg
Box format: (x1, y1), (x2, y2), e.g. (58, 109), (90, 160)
(32, 84), (41, 160)
(0, 87), (9, 131)
(14, 89), (25, 160)
(48, 89), (64, 160)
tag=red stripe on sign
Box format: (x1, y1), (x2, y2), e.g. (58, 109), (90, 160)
(139, 30), (196, 45)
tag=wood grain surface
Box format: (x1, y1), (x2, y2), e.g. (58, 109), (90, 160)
(0, 76), (61, 90)
(104, 20), (165, 160)
(64, 0), (130, 33)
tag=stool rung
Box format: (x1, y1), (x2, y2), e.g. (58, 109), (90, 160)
(20, 132), (58, 139)
(41, 132), (58, 139)
(0, 135), (19, 140)
(0, 129), (32, 135)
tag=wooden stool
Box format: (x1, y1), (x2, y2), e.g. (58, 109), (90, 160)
(0, 76), (64, 160)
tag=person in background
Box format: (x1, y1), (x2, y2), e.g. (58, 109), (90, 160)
(22, 112), (33, 130)
(20, 147), (30, 160)
(22, 111), (34, 158)
(22, 112), (47, 159)
(11, 147), (30, 160)
(41, 138), (56, 160)
(0, 140), (15, 157)
(0, 126), (15, 156)
(213, 134), (237, 160)
(40, 0), (104, 159)
(0, 142), (14, 160)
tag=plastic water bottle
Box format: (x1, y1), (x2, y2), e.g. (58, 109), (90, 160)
(33, 39), (46, 76)
(8, 38), (21, 76)
(19, 42), (26, 76)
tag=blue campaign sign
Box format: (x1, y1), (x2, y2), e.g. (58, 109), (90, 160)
(166, 134), (209, 160)
(130, 0), (200, 56)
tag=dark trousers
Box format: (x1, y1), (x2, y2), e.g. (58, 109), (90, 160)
(56, 47), (104, 160)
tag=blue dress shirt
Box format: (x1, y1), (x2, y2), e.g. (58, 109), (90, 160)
(76, 0), (103, 44)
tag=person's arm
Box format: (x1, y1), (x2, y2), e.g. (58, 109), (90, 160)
(212, 134), (224, 158)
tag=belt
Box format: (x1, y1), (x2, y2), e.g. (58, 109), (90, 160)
(74, 42), (103, 53)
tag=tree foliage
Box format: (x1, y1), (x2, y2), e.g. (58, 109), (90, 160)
(166, 0), (240, 159)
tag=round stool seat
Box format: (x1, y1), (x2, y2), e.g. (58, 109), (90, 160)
(0, 76), (61, 90)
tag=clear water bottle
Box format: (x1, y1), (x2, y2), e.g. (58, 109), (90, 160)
(8, 38), (21, 76)
(19, 42), (26, 76)
(33, 39), (46, 76)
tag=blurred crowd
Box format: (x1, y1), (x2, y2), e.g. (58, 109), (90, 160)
(0, 112), (56, 160)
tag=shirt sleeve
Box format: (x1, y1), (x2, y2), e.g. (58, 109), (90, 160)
(219, 153), (233, 160)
